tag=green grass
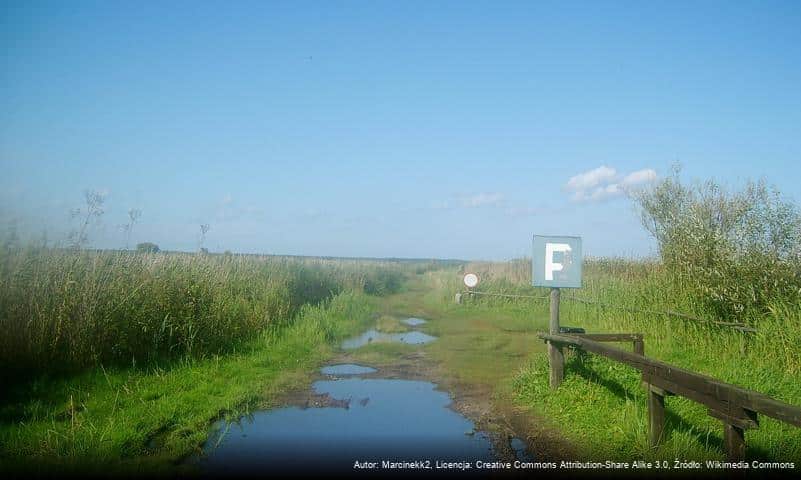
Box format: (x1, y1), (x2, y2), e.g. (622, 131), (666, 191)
(4, 246), (799, 469)
(427, 261), (801, 462)
(374, 315), (409, 333)
(0, 290), (375, 474)
(515, 352), (801, 461)
(512, 296), (801, 461)
(0, 246), (406, 377)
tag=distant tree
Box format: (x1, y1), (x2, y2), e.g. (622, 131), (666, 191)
(69, 189), (106, 249)
(136, 242), (160, 253)
(199, 247), (209, 255)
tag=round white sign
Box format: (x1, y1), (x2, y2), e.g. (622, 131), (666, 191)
(463, 273), (479, 288)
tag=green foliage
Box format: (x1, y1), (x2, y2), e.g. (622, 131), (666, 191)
(362, 268), (403, 295)
(634, 167), (801, 319)
(135, 242), (159, 253)
(0, 247), (407, 379)
(441, 256), (801, 460)
(0, 290), (375, 473)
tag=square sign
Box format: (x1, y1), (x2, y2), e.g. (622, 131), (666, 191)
(532, 235), (582, 288)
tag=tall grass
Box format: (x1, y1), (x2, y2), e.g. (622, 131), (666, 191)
(0, 290), (377, 472)
(437, 257), (801, 460)
(0, 246), (406, 380)
(453, 256), (800, 371)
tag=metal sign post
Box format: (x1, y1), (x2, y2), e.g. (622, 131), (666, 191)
(455, 273), (479, 304)
(532, 235), (583, 389)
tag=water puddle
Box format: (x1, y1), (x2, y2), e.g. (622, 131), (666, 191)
(402, 317), (427, 327)
(341, 329), (437, 349)
(321, 364), (377, 376)
(510, 437), (534, 462)
(197, 377), (495, 473)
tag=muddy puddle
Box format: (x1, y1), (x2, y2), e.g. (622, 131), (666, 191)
(341, 329), (436, 349)
(193, 316), (532, 474)
(196, 365), (495, 474)
(510, 437), (534, 462)
(321, 364), (377, 375)
(402, 317), (427, 326)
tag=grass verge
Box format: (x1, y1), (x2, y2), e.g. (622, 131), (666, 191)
(434, 261), (801, 462)
(0, 290), (374, 474)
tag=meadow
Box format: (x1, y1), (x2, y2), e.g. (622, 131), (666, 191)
(433, 257), (801, 460)
(0, 247), (405, 379)
(2, 172), (799, 469)
(0, 247), (410, 472)
(415, 174), (801, 461)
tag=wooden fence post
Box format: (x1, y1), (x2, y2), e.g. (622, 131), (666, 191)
(548, 287), (564, 389)
(647, 384), (666, 448)
(633, 337), (645, 356)
(723, 423), (746, 461)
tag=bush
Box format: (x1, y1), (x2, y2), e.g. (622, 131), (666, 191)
(362, 268), (404, 295)
(634, 167), (801, 319)
(136, 242), (160, 253)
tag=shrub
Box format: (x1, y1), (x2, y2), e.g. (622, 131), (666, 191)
(634, 167), (801, 319)
(136, 242), (160, 253)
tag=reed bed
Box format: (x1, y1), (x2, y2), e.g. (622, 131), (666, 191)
(0, 246), (406, 379)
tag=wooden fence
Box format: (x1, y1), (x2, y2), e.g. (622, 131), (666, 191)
(456, 286), (796, 459)
(539, 331), (801, 460)
(457, 289), (756, 333)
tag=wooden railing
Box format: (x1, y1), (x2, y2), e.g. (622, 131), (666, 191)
(457, 289), (756, 333)
(538, 331), (801, 460)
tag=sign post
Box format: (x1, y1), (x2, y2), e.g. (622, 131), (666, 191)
(548, 287), (562, 389)
(532, 235), (582, 389)
(455, 273), (479, 304)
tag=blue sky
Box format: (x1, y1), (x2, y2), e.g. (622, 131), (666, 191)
(2, 0), (800, 259)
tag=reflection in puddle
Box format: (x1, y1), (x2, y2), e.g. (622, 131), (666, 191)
(341, 329), (436, 349)
(510, 437), (534, 462)
(321, 364), (377, 376)
(402, 317), (427, 327)
(198, 378), (495, 473)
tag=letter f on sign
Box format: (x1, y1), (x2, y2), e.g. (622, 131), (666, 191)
(545, 243), (571, 281)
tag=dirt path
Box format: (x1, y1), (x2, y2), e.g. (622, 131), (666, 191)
(277, 275), (578, 463)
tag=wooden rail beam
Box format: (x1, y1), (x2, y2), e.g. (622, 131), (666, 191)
(571, 333), (643, 342)
(569, 332), (645, 356)
(538, 332), (801, 428)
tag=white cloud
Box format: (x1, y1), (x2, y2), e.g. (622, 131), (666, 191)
(565, 166), (617, 193)
(621, 169), (657, 187)
(433, 192), (544, 217)
(433, 193), (505, 210)
(506, 206), (545, 217)
(565, 166), (657, 203)
(459, 192), (504, 208)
